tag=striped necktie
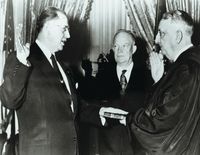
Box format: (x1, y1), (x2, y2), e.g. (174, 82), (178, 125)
(50, 54), (64, 84)
(120, 69), (127, 96)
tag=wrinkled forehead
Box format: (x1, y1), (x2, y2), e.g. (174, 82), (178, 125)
(114, 32), (134, 44)
(158, 19), (181, 32)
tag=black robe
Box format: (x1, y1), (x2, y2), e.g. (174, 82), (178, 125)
(129, 46), (200, 155)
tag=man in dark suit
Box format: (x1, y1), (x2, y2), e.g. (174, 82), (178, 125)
(0, 7), (102, 155)
(96, 29), (151, 155)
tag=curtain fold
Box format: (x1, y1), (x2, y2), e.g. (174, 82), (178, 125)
(0, 0), (7, 129)
(88, 0), (132, 63)
(13, 0), (93, 44)
(123, 0), (157, 52)
(0, 0), (6, 84)
(166, 0), (200, 22)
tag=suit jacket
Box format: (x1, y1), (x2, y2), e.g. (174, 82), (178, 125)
(0, 43), (83, 155)
(130, 46), (200, 155)
(96, 62), (150, 155)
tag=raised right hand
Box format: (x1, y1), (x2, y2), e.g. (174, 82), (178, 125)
(149, 52), (164, 83)
(15, 24), (30, 65)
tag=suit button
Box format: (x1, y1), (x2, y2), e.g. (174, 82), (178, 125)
(151, 109), (156, 116)
(73, 137), (76, 141)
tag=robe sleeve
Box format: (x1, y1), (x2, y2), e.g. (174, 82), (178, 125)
(129, 62), (200, 152)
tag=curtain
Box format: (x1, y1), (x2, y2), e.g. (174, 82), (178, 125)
(12, 0), (93, 44)
(88, 0), (132, 63)
(166, 0), (200, 22)
(123, 0), (157, 52)
(0, 0), (6, 130)
(0, 0), (6, 85)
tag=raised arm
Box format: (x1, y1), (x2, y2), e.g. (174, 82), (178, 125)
(0, 25), (31, 109)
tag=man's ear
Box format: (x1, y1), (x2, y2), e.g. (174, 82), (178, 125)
(132, 44), (137, 54)
(176, 30), (183, 44)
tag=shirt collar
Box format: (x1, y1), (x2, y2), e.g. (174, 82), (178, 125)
(36, 39), (53, 66)
(174, 44), (193, 61)
(116, 62), (133, 82)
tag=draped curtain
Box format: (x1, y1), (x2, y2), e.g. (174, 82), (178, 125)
(88, 0), (132, 63)
(0, 0), (6, 85)
(166, 0), (200, 22)
(123, 0), (157, 52)
(0, 0), (6, 128)
(14, 0), (93, 44)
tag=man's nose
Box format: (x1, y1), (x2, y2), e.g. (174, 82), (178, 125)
(118, 46), (125, 53)
(65, 30), (70, 39)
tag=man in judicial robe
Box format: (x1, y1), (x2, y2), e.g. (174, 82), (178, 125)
(127, 10), (200, 154)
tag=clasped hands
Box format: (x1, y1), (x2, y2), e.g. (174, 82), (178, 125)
(99, 107), (129, 126)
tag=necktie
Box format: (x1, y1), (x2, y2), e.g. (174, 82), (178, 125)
(50, 55), (64, 83)
(51, 55), (74, 112)
(50, 54), (70, 95)
(120, 69), (127, 96)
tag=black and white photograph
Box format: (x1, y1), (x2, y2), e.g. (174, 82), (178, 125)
(0, 0), (200, 155)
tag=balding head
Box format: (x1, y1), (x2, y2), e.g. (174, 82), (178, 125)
(36, 7), (68, 34)
(113, 29), (135, 44)
(112, 29), (137, 67)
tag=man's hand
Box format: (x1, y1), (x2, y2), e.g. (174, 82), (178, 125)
(119, 116), (127, 126)
(99, 107), (128, 126)
(15, 24), (30, 65)
(149, 52), (164, 83)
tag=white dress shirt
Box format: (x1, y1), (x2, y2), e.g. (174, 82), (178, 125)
(116, 62), (134, 83)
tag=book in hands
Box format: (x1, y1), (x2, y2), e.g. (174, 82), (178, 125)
(103, 112), (126, 120)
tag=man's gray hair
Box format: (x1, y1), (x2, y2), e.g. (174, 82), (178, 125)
(162, 10), (194, 36)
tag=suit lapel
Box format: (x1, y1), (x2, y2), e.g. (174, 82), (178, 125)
(29, 44), (64, 86)
(126, 66), (135, 90)
(113, 65), (121, 89)
(61, 65), (79, 115)
(29, 43), (75, 111)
